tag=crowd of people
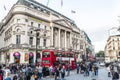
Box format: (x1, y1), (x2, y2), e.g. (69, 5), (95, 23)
(0, 63), (44, 80)
(76, 62), (99, 77)
(0, 61), (119, 80)
(107, 64), (119, 80)
(0, 63), (71, 80)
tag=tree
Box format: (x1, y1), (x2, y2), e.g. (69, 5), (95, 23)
(96, 50), (105, 57)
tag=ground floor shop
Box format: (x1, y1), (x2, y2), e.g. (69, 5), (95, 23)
(0, 49), (41, 64)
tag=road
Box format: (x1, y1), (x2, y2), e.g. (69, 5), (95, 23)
(10, 66), (120, 80)
(35, 66), (117, 80)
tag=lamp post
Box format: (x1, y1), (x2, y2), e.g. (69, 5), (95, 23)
(34, 28), (42, 65)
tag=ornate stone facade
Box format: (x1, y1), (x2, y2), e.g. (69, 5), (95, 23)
(0, 0), (83, 64)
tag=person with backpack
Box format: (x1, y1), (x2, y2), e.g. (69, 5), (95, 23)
(112, 70), (119, 80)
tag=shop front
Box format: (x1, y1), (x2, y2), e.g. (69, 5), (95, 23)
(13, 52), (21, 64)
(29, 52), (34, 64)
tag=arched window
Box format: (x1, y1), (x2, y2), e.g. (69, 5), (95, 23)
(17, 28), (21, 32)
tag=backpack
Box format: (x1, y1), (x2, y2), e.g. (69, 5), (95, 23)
(115, 72), (119, 79)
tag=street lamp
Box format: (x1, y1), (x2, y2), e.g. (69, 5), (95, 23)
(34, 28), (42, 65)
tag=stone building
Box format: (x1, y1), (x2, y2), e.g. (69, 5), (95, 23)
(0, 0), (82, 64)
(105, 35), (120, 62)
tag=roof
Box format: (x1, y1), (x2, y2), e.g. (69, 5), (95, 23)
(17, 0), (77, 27)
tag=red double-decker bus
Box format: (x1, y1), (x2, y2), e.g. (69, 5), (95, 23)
(41, 49), (76, 69)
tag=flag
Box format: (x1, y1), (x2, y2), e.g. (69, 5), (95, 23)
(71, 10), (76, 13)
(61, 0), (63, 7)
(4, 5), (6, 10)
(47, 0), (50, 6)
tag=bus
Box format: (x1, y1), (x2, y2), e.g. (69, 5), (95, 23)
(41, 49), (76, 70)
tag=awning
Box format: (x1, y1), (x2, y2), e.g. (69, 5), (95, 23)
(13, 52), (20, 56)
(29, 52), (34, 57)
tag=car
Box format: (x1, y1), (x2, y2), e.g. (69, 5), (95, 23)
(100, 62), (105, 67)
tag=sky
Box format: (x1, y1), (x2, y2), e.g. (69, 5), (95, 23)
(0, 0), (120, 53)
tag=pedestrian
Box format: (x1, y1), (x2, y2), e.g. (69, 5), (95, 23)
(0, 65), (3, 80)
(54, 66), (59, 80)
(112, 70), (119, 80)
(3, 66), (11, 80)
(60, 66), (66, 80)
(25, 67), (32, 80)
(91, 65), (95, 77)
(34, 69), (38, 80)
(107, 65), (111, 77)
(38, 65), (43, 80)
(13, 75), (17, 80)
(66, 64), (70, 76)
(42, 66), (46, 78)
(76, 64), (80, 74)
(94, 64), (98, 76)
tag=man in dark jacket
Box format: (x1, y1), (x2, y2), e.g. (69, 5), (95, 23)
(112, 70), (119, 80)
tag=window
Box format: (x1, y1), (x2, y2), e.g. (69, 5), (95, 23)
(16, 35), (21, 44)
(31, 22), (33, 26)
(37, 33), (39, 37)
(119, 52), (120, 56)
(44, 34), (46, 36)
(80, 45), (83, 49)
(37, 38), (40, 46)
(43, 39), (46, 47)
(29, 37), (33, 45)
(38, 24), (40, 28)
(45, 26), (47, 30)
(54, 52), (58, 56)
(17, 19), (20, 22)
(17, 28), (20, 32)
(30, 31), (33, 34)
(25, 19), (28, 22)
(42, 52), (50, 57)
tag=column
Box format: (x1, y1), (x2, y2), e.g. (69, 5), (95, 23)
(51, 27), (53, 47)
(58, 29), (61, 49)
(65, 31), (66, 50)
(70, 32), (72, 48)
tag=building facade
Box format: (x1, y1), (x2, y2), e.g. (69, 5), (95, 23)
(0, 0), (83, 64)
(105, 35), (120, 62)
(76, 30), (94, 62)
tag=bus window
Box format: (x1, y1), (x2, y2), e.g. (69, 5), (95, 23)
(42, 60), (50, 64)
(54, 52), (58, 56)
(42, 52), (50, 57)
(69, 54), (74, 57)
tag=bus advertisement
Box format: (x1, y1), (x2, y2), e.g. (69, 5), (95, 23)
(41, 49), (76, 70)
